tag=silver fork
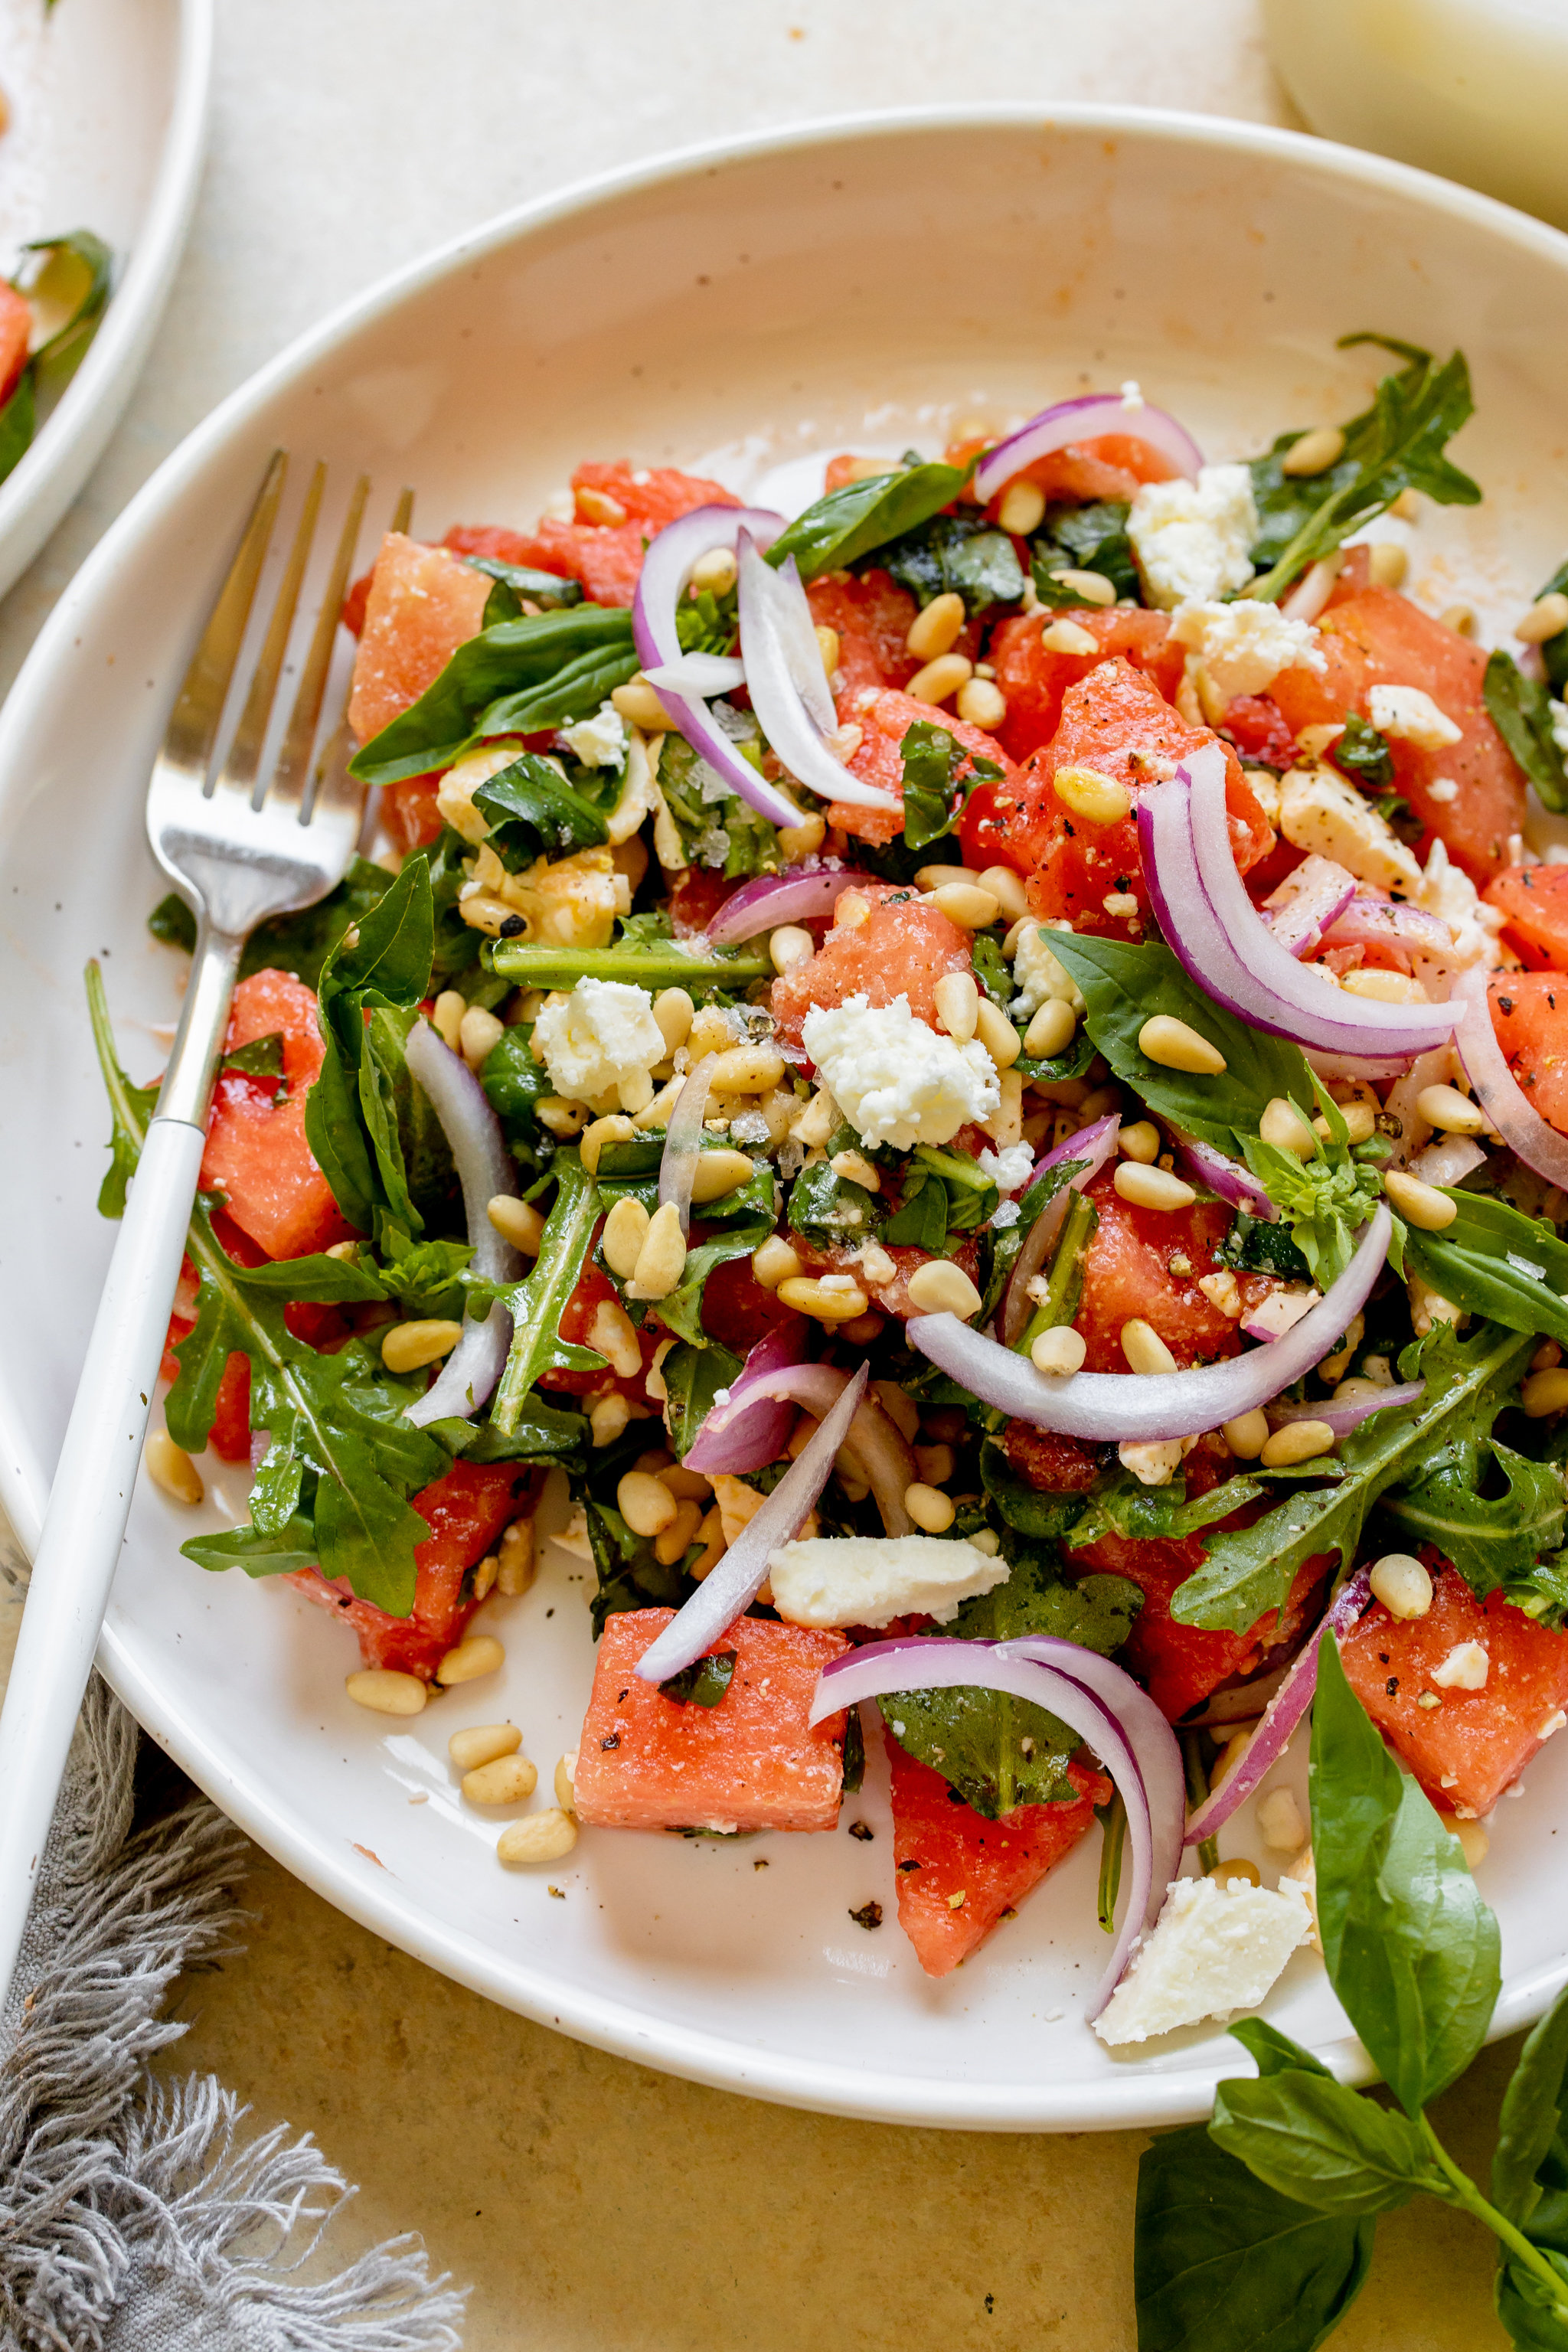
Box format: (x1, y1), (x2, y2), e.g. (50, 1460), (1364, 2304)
(0, 454), (375, 2006)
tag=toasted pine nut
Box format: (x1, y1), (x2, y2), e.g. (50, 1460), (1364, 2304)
(655, 1496), (706, 1566)
(688, 1005), (741, 1057)
(146, 1429), (204, 1505)
(915, 861), (982, 890)
(1031, 1325), (1086, 1376)
(1517, 590), (1568, 644)
(472, 1553), (499, 1600)
(1524, 1368), (1568, 1418)
(588, 1297), (642, 1378)
(691, 1147), (756, 1202)
(577, 485), (627, 524)
(1256, 1788), (1307, 1854)
(1341, 968), (1426, 1004)
(1369, 1552), (1433, 1620)
(904, 1482), (956, 1533)
(589, 1391), (632, 1446)
(1040, 617), (1099, 655)
(619, 1470), (677, 1537)
(689, 1505), (727, 1581)
(1121, 1318), (1177, 1376)
(449, 1721), (521, 1772)
(611, 676), (671, 731)
(934, 970), (980, 1042)
(1416, 1084), (1486, 1137)
(630, 1201), (688, 1298)
(459, 1003), (505, 1071)
(1139, 1014), (1226, 1075)
(957, 677), (1008, 728)
(498, 1810), (578, 1865)
(1260, 1420), (1336, 1468)
(463, 1753), (540, 1806)
(707, 1044), (786, 1094)
(906, 591), (967, 662)
(1383, 1168), (1458, 1230)
(498, 1517), (535, 1596)
(1114, 1163), (1196, 1212)
(1260, 1097), (1316, 1158)
(651, 987), (694, 1055)
(488, 1194), (544, 1253)
(554, 1749), (579, 1811)
(1223, 1408), (1269, 1459)
(905, 1260), (983, 1318)
(974, 997), (1021, 1068)
(1054, 765), (1132, 826)
(436, 1635), (505, 1686)
(346, 1668), (427, 1717)
(778, 814), (826, 859)
(602, 1194), (651, 1280)
(770, 925), (814, 975)
(1209, 1857), (1263, 1890)
(1440, 603), (1476, 637)
(752, 1235), (804, 1290)
(1390, 488), (1423, 521)
(1119, 1119), (1161, 1164)
(1367, 543), (1408, 589)
(985, 1066), (1024, 1149)
(998, 479), (1046, 534)
(776, 1276), (871, 1323)
(907, 652), (973, 705)
(814, 623), (841, 680)
(913, 1442), (956, 1486)
(829, 1148), (881, 1191)
(382, 1319), (463, 1374)
(432, 989), (466, 1052)
(537, 1097), (590, 1137)
(1280, 424), (1346, 478)
(1023, 998), (1076, 1059)
(580, 1112), (635, 1177)
(690, 544), (737, 595)
(926, 881), (1000, 929)
(1315, 1101), (1376, 1146)
(977, 865), (1028, 922)
(1050, 567), (1116, 606)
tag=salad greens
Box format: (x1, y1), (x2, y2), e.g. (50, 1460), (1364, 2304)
(1485, 650), (1568, 815)
(0, 230), (113, 488)
(764, 459), (969, 581)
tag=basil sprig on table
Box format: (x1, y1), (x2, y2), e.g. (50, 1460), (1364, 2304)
(1135, 1644), (1568, 2352)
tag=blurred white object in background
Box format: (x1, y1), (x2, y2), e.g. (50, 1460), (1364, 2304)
(1264, 0), (1568, 230)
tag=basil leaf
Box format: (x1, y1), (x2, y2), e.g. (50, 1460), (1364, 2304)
(472, 750), (610, 861)
(1031, 500), (1138, 605)
(1497, 1986), (1568, 2229)
(880, 512), (1024, 615)
(460, 554), (583, 614)
(882, 1173), (949, 1253)
(662, 1340), (742, 1461)
(1312, 1635), (1501, 2116)
(488, 1153), (605, 1435)
(1210, 2068), (1438, 2215)
(0, 368), (34, 489)
(1496, 2249), (1568, 2352)
(1402, 1188), (1568, 1344)
(659, 1649), (736, 1707)
(1485, 650), (1568, 815)
(787, 1158), (883, 1247)
(764, 461), (969, 582)
(222, 1030), (285, 1080)
(656, 726), (783, 881)
(898, 718), (1002, 854)
(1332, 713), (1395, 792)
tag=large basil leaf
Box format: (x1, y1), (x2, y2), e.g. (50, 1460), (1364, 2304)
(764, 461), (969, 582)
(880, 511), (1024, 614)
(1209, 2068), (1438, 2215)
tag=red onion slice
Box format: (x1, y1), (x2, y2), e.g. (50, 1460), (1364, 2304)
(1171, 1130), (1279, 1222)
(635, 1365), (871, 1683)
(1268, 1380), (1424, 1435)
(691, 1360), (914, 1530)
(657, 1053), (715, 1239)
(998, 1112), (1120, 1345)
(810, 1635), (1166, 2014)
(704, 865), (879, 944)
(1280, 554), (1343, 623)
(910, 1205), (1393, 1441)
(1263, 857), (1358, 959)
(736, 534), (901, 814)
(682, 1321), (810, 1475)
(1182, 1567), (1372, 1847)
(631, 502), (805, 830)
(972, 393), (1203, 504)
(1409, 1133), (1487, 1188)
(1454, 965), (1568, 1191)
(402, 1018), (523, 1426)
(1319, 897), (1458, 970)
(642, 650), (748, 698)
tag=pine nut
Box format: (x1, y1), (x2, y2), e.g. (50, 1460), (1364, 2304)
(498, 1810), (578, 1865)
(586, 1298), (639, 1379)
(432, 989), (466, 1051)
(829, 1148), (880, 1191)
(1032, 1325), (1087, 1376)
(1122, 1318), (1177, 1375)
(814, 623), (841, 679)
(1416, 1084), (1486, 1137)
(577, 485), (627, 525)
(1223, 1409), (1269, 1460)
(554, 1750), (579, 1811)
(974, 997), (1021, 1068)
(346, 1668), (427, 1716)
(1114, 1163), (1196, 1212)
(1040, 619), (1099, 656)
(580, 1112), (635, 1176)
(690, 544), (737, 595)
(904, 1482), (956, 1533)
(1209, 1857), (1263, 1890)
(978, 865), (1028, 922)
(630, 1201), (688, 1298)
(619, 1470), (678, 1537)
(1534, 1342), (1563, 1374)
(1257, 1788), (1307, 1854)
(472, 1553), (499, 1600)
(1023, 998), (1076, 1058)
(985, 1067), (1024, 1148)
(611, 676), (672, 732)
(1260, 1097), (1317, 1158)
(659, 1464), (712, 1501)
(1200, 1269), (1243, 1318)
(1315, 1102), (1376, 1146)
(1440, 603), (1475, 637)
(463, 1753), (539, 1806)
(382, 1319), (463, 1374)
(991, 479), (1043, 535)
(537, 1097), (590, 1137)
(497, 1517), (535, 1595)
(906, 591), (967, 662)
(957, 678), (1008, 729)
(771, 925), (814, 975)
(707, 1044), (786, 1094)
(691, 1148), (756, 1203)
(926, 881), (1000, 929)
(1053, 765), (1132, 826)
(1116, 1120), (1159, 1165)
(488, 1194), (544, 1253)
(915, 862), (982, 891)
(1383, 1169), (1458, 1230)
(779, 815), (826, 859)
(146, 1429), (204, 1505)
(1078, 1085), (1121, 1123)
(1280, 424), (1346, 478)
(1260, 1420), (1336, 1468)
(934, 970), (980, 1041)
(776, 1276), (871, 1322)
(913, 1442), (956, 1486)
(752, 1235), (804, 1290)
(1517, 591), (1568, 644)
(689, 1505), (727, 1580)
(449, 1721), (522, 1772)
(1050, 567), (1116, 606)
(1390, 488), (1423, 520)
(459, 1004), (505, 1071)
(590, 1392), (632, 1445)
(907, 652), (973, 705)
(655, 1497), (706, 1566)
(1369, 1552), (1433, 1620)
(1367, 543), (1408, 590)
(905, 1260), (983, 1318)
(1341, 968), (1426, 1004)
(602, 1195), (651, 1281)
(652, 988), (694, 1053)
(436, 1635), (505, 1685)
(1522, 1367), (1568, 1417)
(1139, 1014), (1226, 1075)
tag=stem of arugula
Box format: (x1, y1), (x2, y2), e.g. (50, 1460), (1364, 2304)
(1419, 2112), (1568, 2314)
(1180, 1729), (1220, 1874)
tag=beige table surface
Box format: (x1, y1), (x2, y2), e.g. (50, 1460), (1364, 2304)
(0, 5), (1527, 2342)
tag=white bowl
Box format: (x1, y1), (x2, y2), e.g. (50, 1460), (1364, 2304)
(0, 0), (211, 602)
(2, 107), (1567, 2132)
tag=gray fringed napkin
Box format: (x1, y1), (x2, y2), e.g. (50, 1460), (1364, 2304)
(0, 1675), (467, 2350)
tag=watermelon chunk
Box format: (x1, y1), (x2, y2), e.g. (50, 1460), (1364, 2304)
(573, 1610), (850, 1833)
(887, 1733), (1108, 1976)
(200, 969), (355, 1260)
(347, 531), (490, 745)
(1485, 865), (1568, 972)
(769, 880), (973, 1050)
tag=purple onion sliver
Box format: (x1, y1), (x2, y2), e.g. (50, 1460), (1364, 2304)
(737, 534), (900, 814)
(402, 1018), (522, 1427)
(999, 1113), (1120, 1344)
(1454, 965), (1568, 1191)
(1268, 1380), (1424, 1436)
(682, 1320), (810, 1475)
(657, 1053), (715, 1239)
(973, 393), (1203, 504)
(704, 865), (878, 946)
(1171, 1130), (1278, 1222)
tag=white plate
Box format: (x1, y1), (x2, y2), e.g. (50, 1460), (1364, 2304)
(0, 0), (210, 601)
(2, 107), (1567, 2132)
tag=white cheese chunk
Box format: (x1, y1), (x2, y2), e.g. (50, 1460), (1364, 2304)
(766, 1534), (1009, 1629)
(1169, 599), (1325, 698)
(1010, 918), (1084, 1019)
(532, 976), (665, 1102)
(1128, 466), (1259, 610)
(1431, 1639), (1489, 1690)
(1416, 835), (1500, 969)
(978, 1140), (1034, 1193)
(1279, 765), (1423, 897)
(801, 993), (999, 1150)
(1093, 1874), (1314, 2046)
(560, 699), (629, 769)
(1367, 682), (1463, 751)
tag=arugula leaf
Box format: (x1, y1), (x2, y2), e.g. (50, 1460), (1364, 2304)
(149, 855), (401, 994)
(491, 925), (769, 995)
(1312, 1635), (1501, 2116)
(1210, 2067), (1438, 2215)
(305, 862), (435, 1243)
(897, 718), (1003, 854)
(488, 1152), (604, 1435)
(1331, 713), (1395, 792)
(659, 1649), (736, 1707)
(1172, 1321), (1534, 1632)
(1385, 1439), (1566, 1602)
(880, 512), (1024, 614)
(471, 750), (610, 864)
(479, 1024), (557, 1178)
(1485, 651), (1568, 815)
(1403, 1189), (1568, 1347)
(1031, 499), (1139, 606)
(1247, 337), (1481, 602)
(764, 461), (969, 582)
(1047, 935), (1317, 1153)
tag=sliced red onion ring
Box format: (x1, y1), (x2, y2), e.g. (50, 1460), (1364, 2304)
(657, 1053), (715, 1239)
(635, 1365), (871, 1683)
(1320, 897), (1458, 969)
(1182, 1568), (1372, 1847)
(704, 865), (877, 945)
(1410, 1133), (1487, 1188)
(402, 1018), (522, 1426)
(973, 393), (1203, 505)
(691, 1360), (914, 1530)
(1280, 554), (1343, 623)
(737, 534), (900, 814)
(642, 650), (748, 698)
(1454, 965), (1568, 1191)
(998, 1112), (1120, 1346)
(911, 1205), (1393, 1441)
(631, 502), (803, 830)
(810, 1635), (1173, 2014)
(1171, 1129), (1279, 1222)
(1268, 1380), (1423, 1435)
(683, 1321), (810, 1475)
(1263, 856), (1358, 959)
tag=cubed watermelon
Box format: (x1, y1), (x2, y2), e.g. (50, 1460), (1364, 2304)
(199, 969), (355, 1260)
(347, 531), (491, 745)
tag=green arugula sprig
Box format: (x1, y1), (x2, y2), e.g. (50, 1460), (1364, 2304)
(1485, 650), (1568, 815)
(304, 859), (436, 1246)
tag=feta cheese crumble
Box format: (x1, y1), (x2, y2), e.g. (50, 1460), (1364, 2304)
(1011, 919), (1085, 1020)
(560, 699), (629, 769)
(978, 1141), (1035, 1193)
(1168, 599), (1325, 698)
(1127, 465), (1259, 610)
(532, 977), (665, 1104)
(1279, 765), (1422, 897)
(766, 1534), (1010, 1629)
(800, 993), (999, 1150)
(1431, 1640), (1489, 1691)
(1416, 835), (1501, 969)
(1367, 682), (1463, 751)
(1093, 1874), (1314, 2046)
